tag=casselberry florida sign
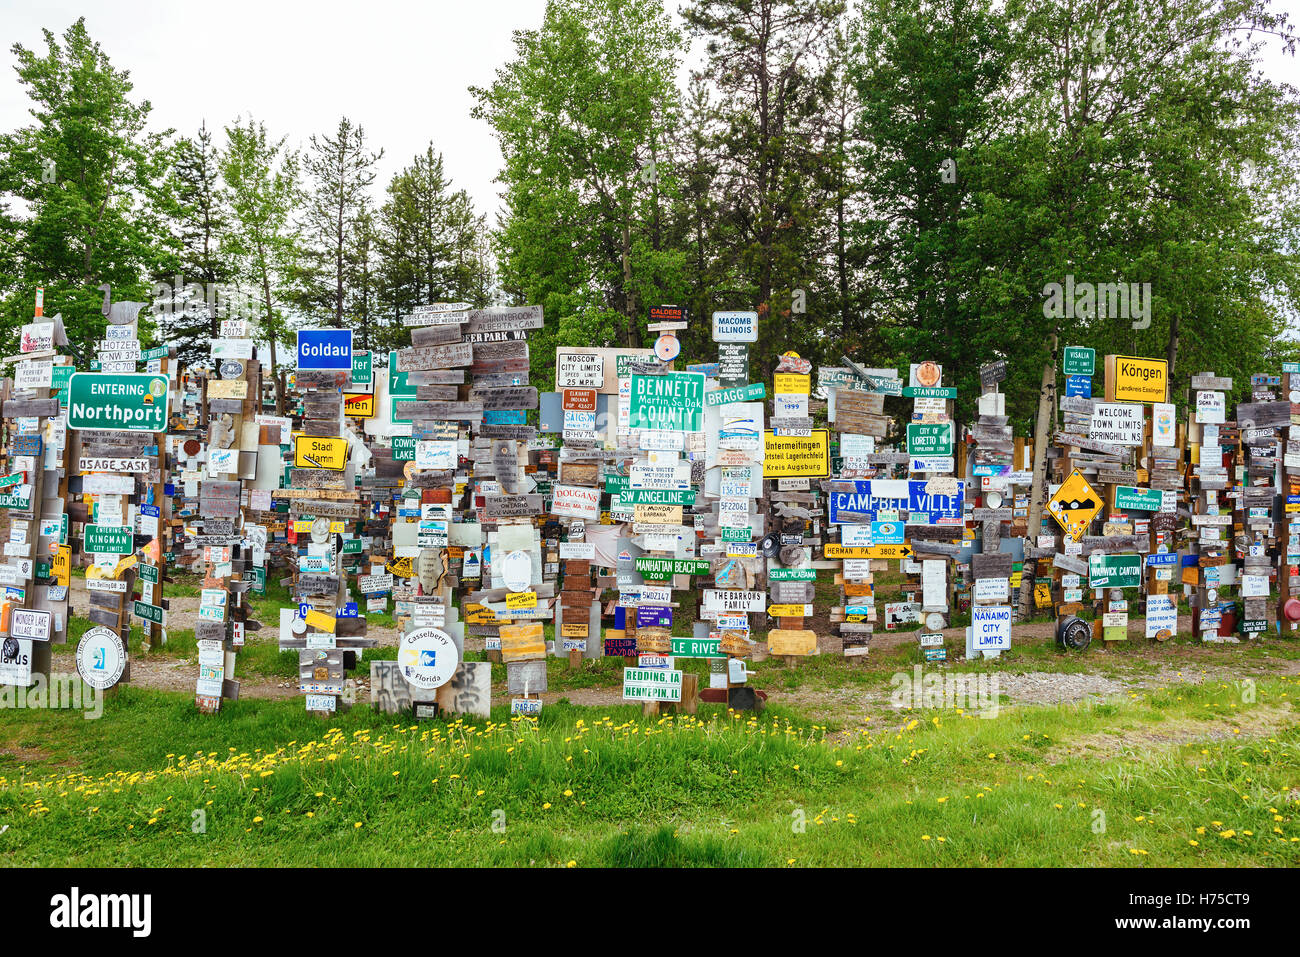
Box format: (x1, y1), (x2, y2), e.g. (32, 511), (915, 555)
(297, 329), (353, 370)
(67, 373), (169, 433)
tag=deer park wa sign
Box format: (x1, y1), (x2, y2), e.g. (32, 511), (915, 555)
(67, 373), (169, 433)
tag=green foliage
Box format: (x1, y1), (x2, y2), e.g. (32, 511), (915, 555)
(0, 680), (1296, 866)
(372, 144), (493, 354)
(0, 17), (174, 348)
(472, 0), (689, 388)
(219, 117), (302, 406)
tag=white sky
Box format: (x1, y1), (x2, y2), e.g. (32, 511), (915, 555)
(0, 0), (555, 220)
(0, 0), (1297, 225)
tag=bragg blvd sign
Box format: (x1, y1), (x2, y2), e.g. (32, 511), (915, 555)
(68, 373), (169, 433)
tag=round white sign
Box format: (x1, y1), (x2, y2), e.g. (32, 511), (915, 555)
(76, 626), (127, 690)
(654, 334), (681, 361)
(398, 627), (459, 690)
(500, 549), (532, 593)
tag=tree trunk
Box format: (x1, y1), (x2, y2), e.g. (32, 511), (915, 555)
(622, 225), (636, 347)
(1165, 313), (1180, 380)
(1018, 331), (1058, 623)
(261, 267), (284, 416)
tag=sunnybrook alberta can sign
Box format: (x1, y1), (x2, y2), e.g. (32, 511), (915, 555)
(296, 329), (354, 370)
(67, 373), (169, 433)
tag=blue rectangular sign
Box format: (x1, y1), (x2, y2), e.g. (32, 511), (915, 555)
(636, 606), (673, 629)
(1065, 374), (1092, 398)
(871, 521), (906, 544)
(828, 480), (964, 526)
(297, 329), (353, 370)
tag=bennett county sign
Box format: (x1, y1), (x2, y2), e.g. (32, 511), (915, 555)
(297, 329), (353, 370)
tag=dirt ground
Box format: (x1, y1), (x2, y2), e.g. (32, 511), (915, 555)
(65, 578), (1300, 717)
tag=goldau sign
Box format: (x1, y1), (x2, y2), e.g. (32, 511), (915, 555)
(297, 329), (354, 371)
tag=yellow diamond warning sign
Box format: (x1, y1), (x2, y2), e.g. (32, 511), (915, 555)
(1048, 468), (1103, 541)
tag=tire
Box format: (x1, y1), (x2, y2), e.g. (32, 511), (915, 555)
(1058, 615), (1092, 651)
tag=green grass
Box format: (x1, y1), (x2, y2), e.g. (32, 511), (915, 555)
(0, 676), (1296, 866)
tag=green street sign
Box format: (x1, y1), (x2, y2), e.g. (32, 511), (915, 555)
(603, 475), (629, 495)
(0, 488), (32, 510)
(1063, 346), (1095, 376)
(389, 350), (416, 424)
(352, 350), (372, 384)
(902, 386), (956, 399)
(616, 353), (645, 378)
(250, 566), (266, 595)
(634, 557), (711, 580)
(1113, 485), (1163, 511)
(133, 600), (164, 624)
(139, 563), (160, 585)
(68, 372), (169, 433)
(1088, 553), (1142, 589)
(392, 436), (416, 461)
(342, 538), (363, 554)
(769, 567), (817, 582)
(51, 365), (75, 407)
(906, 422), (953, 457)
(629, 372), (705, 432)
(705, 382), (766, 406)
(671, 637), (724, 659)
(141, 345), (170, 361)
(619, 488), (696, 507)
(84, 524), (133, 555)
